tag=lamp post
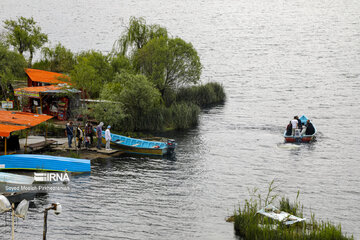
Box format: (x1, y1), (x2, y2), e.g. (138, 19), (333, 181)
(43, 203), (61, 240)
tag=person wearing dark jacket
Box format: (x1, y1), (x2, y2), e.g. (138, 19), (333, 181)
(285, 121), (292, 136)
(296, 116), (302, 131)
(305, 120), (315, 135)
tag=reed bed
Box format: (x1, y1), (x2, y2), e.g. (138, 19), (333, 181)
(229, 181), (353, 240)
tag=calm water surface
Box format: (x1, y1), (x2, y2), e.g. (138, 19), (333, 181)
(0, 0), (359, 239)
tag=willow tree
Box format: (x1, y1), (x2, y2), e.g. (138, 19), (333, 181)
(33, 43), (76, 73)
(3, 16), (48, 67)
(113, 17), (168, 56)
(134, 36), (202, 97)
(0, 42), (27, 100)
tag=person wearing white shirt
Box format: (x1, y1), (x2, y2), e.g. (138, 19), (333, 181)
(105, 125), (112, 150)
(291, 117), (298, 136)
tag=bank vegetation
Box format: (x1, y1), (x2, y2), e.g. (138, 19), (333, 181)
(1, 16), (225, 132)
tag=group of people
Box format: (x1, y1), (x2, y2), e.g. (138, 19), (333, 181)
(285, 116), (315, 136)
(65, 121), (113, 150)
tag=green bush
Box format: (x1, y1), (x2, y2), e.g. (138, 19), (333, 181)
(170, 102), (200, 129)
(176, 82), (225, 107)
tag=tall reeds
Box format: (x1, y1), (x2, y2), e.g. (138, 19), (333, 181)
(230, 181), (353, 240)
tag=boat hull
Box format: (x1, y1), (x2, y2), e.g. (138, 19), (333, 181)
(0, 154), (91, 173)
(284, 135), (315, 143)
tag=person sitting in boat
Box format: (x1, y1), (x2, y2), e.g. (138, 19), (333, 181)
(285, 121), (292, 136)
(291, 116), (298, 136)
(305, 120), (315, 135)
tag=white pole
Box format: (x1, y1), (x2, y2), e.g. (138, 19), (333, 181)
(12, 203), (15, 240)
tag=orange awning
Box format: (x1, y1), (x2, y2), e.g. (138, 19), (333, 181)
(14, 85), (62, 98)
(0, 124), (28, 137)
(0, 111), (53, 127)
(25, 68), (70, 85)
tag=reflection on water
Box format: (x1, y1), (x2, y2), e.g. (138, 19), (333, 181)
(0, 0), (360, 239)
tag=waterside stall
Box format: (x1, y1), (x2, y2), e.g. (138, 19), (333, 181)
(0, 110), (53, 155)
(14, 69), (80, 121)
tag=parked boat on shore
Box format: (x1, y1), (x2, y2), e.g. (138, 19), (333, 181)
(102, 131), (176, 156)
(0, 154), (90, 173)
(283, 115), (316, 143)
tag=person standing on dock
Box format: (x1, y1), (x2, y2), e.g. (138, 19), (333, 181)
(85, 121), (93, 146)
(96, 122), (104, 149)
(105, 125), (112, 150)
(65, 122), (74, 148)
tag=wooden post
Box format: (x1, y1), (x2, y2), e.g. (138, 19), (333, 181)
(4, 138), (7, 155)
(43, 208), (48, 240)
(24, 130), (29, 153)
(45, 122), (48, 144)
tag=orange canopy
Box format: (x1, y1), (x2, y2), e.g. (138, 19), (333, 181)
(0, 111), (53, 128)
(0, 124), (28, 137)
(14, 85), (62, 98)
(25, 68), (70, 85)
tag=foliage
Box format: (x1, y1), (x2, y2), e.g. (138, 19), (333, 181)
(0, 43), (27, 100)
(88, 102), (127, 131)
(134, 37), (202, 96)
(109, 54), (133, 75)
(100, 71), (162, 131)
(70, 51), (112, 98)
(3, 16), (48, 66)
(230, 181), (353, 240)
(169, 103), (200, 129)
(33, 43), (76, 73)
(113, 16), (168, 56)
(175, 82), (226, 107)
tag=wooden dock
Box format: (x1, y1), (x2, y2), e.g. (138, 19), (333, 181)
(51, 143), (124, 159)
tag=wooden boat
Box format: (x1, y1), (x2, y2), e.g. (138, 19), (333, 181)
(0, 154), (90, 173)
(101, 131), (176, 156)
(283, 115), (316, 143)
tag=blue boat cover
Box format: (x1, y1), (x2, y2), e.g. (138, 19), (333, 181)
(102, 131), (167, 149)
(0, 154), (90, 173)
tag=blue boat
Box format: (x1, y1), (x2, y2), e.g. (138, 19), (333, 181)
(101, 131), (176, 156)
(283, 115), (317, 143)
(0, 154), (90, 173)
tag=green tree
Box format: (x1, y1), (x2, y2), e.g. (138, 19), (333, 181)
(33, 43), (76, 73)
(101, 71), (162, 130)
(0, 43), (27, 100)
(70, 51), (113, 98)
(3, 17), (48, 67)
(113, 17), (168, 56)
(134, 37), (202, 97)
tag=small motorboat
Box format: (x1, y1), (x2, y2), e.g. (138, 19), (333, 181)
(0, 154), (91, 173)
(102, 131), (176, 156)
(283, 115), (316, 143)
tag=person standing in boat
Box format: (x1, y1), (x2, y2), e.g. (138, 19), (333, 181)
(285, 121), (292, 136)
(105, 125), (112, 150)
(96, 122), (104, 149)
(65, 121), (74, 148)
(291, 116), (298, 136)
(305, 120), (315, 135)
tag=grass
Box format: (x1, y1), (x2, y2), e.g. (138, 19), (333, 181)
(229, 181), (353, 240)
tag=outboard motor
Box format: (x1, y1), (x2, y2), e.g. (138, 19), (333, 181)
(166, 139), (176, 154)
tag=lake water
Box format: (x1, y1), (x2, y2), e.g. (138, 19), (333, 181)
(0, 0), (359, 239)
